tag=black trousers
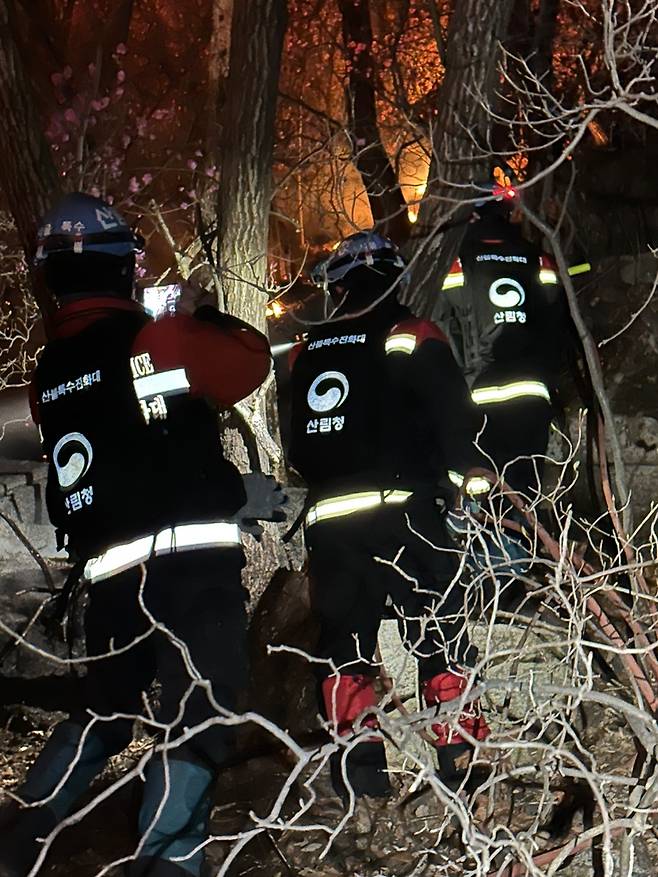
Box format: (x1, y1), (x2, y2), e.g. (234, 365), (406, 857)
(9, 547), (247, 875)
(74, 546), (248, 767)
(476, 396), (554, 499)
(306, 498), (473, 683)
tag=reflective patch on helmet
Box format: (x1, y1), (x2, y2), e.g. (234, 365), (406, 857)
(448, 470), (464, 488)
(95, 206), (121, 230)
(448, 470), (490, 495)
(465, 477), (491, 495)
(307, 371), (350, 412)
(539, 268), (558, 284)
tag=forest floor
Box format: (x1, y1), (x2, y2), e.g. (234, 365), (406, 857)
(2, 616), (657, 877)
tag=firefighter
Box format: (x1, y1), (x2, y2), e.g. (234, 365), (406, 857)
(288, 231), (492, 800)
(0, 193), (271, 877)
(435, 181), (569, 501)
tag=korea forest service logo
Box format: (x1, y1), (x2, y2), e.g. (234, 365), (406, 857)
(307, 371), (350, 412)
(488, 276), (526, 309)
(53, 432), (93, 490)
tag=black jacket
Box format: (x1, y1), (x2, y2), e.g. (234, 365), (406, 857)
(288, 298), (485, 497)
(434, 217), (566, 389)
(31, 296), (270, 555)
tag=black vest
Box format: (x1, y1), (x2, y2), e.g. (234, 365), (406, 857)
(289, 303), (409, 492)
(448, 221), (548, 383)
(33, 312), (245, 556)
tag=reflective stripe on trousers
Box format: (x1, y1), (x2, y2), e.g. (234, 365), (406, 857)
(305, 489), (412, 528)
(84, 521), (242, 583)
(471, 379), (551, 406)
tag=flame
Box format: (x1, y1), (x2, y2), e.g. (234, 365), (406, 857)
(407, 181), (427, 224)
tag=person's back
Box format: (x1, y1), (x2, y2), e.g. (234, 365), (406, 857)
(33, 295), (263, 563)
(435, 186), (566, 498)
(439, 211), (564, 389)
(289, 245), (485, 500)
(1, 192), (271, 877)
(288, 293), (410, 494)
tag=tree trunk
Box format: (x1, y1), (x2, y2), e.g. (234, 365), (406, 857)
(407, 0), (515, 316)
(218, 0), (287, 334)
(338, 0), (410, 240)
(0, 0), (63, 329)
(207, 0), (234, 152)
(217, 0), (291, 609)
(531, 0), (559, 85)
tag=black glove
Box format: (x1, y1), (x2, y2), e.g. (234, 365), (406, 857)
(234, 473), (288, 539)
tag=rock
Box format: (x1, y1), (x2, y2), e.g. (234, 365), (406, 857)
(619, 253), (657, 286)
(0, 474), (28, 491)
(244, 567), (319, 745)
(0, 568), (71, 680)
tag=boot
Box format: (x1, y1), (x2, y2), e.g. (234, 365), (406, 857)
(422, 670), (490, 789)
(125, 858), (197, 876)
(130, 758), (214, 877)
(329, 740), (391, 801)
(321, 675), (392, 800)
(0, 798), (58, 877)
(0, 720), (114, 876)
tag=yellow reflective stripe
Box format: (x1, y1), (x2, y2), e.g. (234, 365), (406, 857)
(472, 380), (551, 405)
(84, 522), (241, 583)
(568, 262), (591, 277)
(448, 470), (490, 495)
(442, 273), (464, 290)
(539, 268), (558, 284)
(385, 333), (417, 355)
(306, 490), (412, 526)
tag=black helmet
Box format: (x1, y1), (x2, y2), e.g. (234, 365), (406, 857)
(35, 193), (144, 300)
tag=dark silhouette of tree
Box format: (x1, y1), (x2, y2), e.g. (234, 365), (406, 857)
(408, 0), (515, 315)
(0, 0), (62, 326)
(338, 0), (410, 240)
(218, 0), (288, 333)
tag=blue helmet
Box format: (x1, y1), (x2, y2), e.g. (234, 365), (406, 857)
(310, 231), (407, 289)
(34, 192), (143, 264)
